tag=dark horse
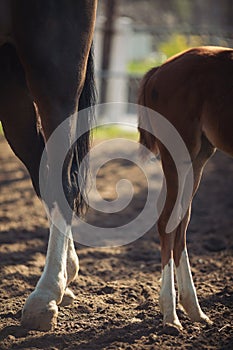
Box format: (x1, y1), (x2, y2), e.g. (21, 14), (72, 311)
(0, 0), (97, 330)
(139, 46), (233, 332)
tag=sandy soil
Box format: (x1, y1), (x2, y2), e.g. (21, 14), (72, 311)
(0, 135), (233, 350)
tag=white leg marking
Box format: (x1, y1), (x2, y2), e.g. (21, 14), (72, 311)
(60, 237), (79, 307)
(66, 237), (79, 285)
(21, 204), (71, 330)
(159, 259), (182, 329)
(175, 248), (212, 324)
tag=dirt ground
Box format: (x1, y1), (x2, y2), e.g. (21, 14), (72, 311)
(0, 135), (233, 350)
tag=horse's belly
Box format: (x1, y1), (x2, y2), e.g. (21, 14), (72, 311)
(204, 113), (233, 157)
(0, 0), (12, 46)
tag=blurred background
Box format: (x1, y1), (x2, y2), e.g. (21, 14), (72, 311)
(94, 0), (233, 123)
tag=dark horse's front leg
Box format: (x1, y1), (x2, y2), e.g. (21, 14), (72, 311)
(9, 0), (97, 331)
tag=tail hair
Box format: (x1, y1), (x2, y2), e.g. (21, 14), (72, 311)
(138, 67), (159, 159)
(71, 43), (96, 216)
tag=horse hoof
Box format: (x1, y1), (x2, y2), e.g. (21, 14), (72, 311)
(190, 311), (213, 326)
(160, 322), (182, 336)
(194, 313), (213, 326)
(59, 288), (76, 307)
(21, 292), (58, 331)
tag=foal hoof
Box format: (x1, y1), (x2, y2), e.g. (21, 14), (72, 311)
(21, 292), (58, 331)
(59, 288), (76, 307)
(160, 322), (182, 336)
(193, 313), (213, 326)
(187, 308), (213, 326)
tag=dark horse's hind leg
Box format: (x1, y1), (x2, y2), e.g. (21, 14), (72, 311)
(9, 1), (97, 330)
(0, 44), (80, 330)
(0, 44), (44, 196)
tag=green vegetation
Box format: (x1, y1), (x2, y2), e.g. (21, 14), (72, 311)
(159, 33), (203, 58)
(0, 124), (137, 141)
(127, 33), (204, 75)
(93, 125), (138, 141)
(127, 53), (166, 75)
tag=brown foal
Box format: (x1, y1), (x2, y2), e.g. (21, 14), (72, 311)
(138, 46), (233, 332)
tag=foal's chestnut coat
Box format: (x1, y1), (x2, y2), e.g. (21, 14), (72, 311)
(139, 46), (233, 331)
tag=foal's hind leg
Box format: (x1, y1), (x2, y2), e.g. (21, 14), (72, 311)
(174, 136), (215, 324)
(157, 135), (215, 332)
(157, 145), (184, 332)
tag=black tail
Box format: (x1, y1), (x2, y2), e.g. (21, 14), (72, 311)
(70, 43), (96, 216)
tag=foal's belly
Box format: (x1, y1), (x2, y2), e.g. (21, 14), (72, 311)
(0, 0), (12, 46)
(203, 110), (233, 157)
